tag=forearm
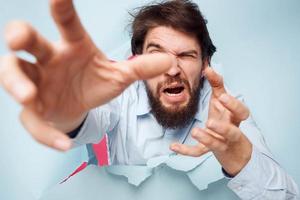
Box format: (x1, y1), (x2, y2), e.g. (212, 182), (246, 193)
(226, 145), (299, 200)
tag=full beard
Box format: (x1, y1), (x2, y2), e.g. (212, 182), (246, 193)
(145, 77), (203, 129)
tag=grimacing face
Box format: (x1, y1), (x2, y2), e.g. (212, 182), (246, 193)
(142, 26), (207, 129)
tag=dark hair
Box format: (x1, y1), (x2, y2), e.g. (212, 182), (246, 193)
(130, 0), (216, 61)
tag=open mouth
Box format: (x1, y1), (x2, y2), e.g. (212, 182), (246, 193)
(162, 84), (185, 96)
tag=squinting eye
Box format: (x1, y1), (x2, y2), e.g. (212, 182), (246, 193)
(182, 55), (196, 59)
(149, 50), (161, 53)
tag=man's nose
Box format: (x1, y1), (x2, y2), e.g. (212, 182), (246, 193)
(165, 56), (181, 77)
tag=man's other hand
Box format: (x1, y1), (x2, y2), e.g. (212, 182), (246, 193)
(170, 67), (253, 177)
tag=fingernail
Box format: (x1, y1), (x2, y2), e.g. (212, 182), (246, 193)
(206, 67), (213, 73)
(12, 83), (30, 101)
(171, 144), (179, 151)
(54, 139), (71, 151)
(219, 94), (229, 104)
(207, 120), (215, 129)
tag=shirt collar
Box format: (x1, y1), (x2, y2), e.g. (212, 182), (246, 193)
(136, 79), (212, 123)
(136, 81), (152, 116)
(194, 78), (211, 122)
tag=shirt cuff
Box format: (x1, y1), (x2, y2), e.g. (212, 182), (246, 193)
(226, 145), (268, 199)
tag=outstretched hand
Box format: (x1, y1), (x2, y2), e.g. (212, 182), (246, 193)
(0, 0), (173, 151)
(170, 67), (253, 176)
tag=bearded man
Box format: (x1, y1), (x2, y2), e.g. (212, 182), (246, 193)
(0, 0), (298, 199)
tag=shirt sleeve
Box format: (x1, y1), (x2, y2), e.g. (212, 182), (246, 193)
(224, 99), (300, 199)
(226, 145), (299, 200)
(71, 99), (121, 148)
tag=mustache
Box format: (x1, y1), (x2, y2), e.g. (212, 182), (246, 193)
(156, 76), (191, 95)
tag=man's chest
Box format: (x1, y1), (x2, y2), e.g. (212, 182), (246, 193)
(108, 114), (203, 165)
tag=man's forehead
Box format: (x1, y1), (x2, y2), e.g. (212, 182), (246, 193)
(143, 26), (201, 53)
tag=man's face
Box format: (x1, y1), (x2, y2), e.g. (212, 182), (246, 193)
(142, 26), (206, 129)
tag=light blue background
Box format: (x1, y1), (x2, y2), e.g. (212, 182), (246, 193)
(0, 0), (299, 199)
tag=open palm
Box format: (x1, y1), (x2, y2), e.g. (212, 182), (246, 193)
(0, 0), (172, 151)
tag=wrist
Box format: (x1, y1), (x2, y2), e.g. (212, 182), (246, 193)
(52, 112), (88, 134)
(216, 135), (252, 176)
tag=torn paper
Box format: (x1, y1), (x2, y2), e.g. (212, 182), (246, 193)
(41, 164), (239, 200)
(106, 165), (153, 186)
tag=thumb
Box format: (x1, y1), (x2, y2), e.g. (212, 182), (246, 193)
(122, 53), (173, 82)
